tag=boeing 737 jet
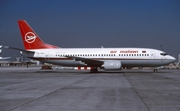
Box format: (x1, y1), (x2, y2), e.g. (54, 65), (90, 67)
(6, 20), (176, 72)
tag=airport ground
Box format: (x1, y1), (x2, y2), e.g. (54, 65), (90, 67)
(0, 66), (180, 111)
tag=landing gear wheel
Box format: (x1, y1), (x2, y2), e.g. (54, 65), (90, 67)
(90, 67), (98, 73)
(153, 69), (158, 73)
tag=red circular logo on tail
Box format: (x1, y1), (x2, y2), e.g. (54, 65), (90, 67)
(25, 32), (36, 43)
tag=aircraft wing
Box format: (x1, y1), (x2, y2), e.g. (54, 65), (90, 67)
(0, 57), (11, 60)
(66, 56), (104, 66)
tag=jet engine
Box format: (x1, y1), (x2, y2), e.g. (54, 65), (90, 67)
(102, 60), (122, 70)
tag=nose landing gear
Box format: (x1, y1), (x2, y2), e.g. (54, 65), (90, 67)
(153, 69), (158, 73)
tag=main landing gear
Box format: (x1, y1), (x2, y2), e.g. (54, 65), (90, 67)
(90, 67), (98, 73)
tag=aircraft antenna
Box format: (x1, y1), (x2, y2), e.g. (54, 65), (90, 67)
(160, 45), (164, 51)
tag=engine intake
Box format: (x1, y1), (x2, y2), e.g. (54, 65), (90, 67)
(102, 60), (122, 70)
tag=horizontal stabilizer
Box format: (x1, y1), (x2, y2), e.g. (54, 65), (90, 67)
(4, 46), (35, 54)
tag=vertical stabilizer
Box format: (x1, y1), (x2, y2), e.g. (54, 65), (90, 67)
(18, 20), (59, 50)
(0, 45), (2, 54)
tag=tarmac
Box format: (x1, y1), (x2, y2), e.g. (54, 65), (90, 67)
(0, 66), (180, 111)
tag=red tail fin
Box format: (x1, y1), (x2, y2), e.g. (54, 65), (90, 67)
(18, 20), (59, 50)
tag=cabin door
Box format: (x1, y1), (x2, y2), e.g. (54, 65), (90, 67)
(45, 52), (50, 60)
(150, 51), (155, 59)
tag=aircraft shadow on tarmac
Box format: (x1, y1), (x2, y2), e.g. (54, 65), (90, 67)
(35, 69), (171, 74)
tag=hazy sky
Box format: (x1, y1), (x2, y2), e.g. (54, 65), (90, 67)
(0, 0), (180, 60)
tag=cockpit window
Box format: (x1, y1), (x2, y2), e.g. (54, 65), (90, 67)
(160, 52), (167, 56)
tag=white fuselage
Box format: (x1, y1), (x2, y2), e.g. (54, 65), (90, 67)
(25, 48), (175, 68)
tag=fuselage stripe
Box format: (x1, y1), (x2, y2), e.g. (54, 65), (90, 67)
(29, 57), (166, 61)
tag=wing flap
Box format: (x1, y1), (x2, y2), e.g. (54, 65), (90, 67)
(66, 56), (103, 66)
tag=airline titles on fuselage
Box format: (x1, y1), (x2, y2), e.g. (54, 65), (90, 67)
(120, 50), (138, 53)
(110, 50), (139, 54)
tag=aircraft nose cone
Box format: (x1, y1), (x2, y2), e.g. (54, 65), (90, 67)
(170, 56), (176, 62)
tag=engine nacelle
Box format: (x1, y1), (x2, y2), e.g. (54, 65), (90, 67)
(102, 60), (122, 70)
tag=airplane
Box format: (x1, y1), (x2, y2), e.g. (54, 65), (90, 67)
(0, 45), (11, 60)
(6, 20), (176, 72)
